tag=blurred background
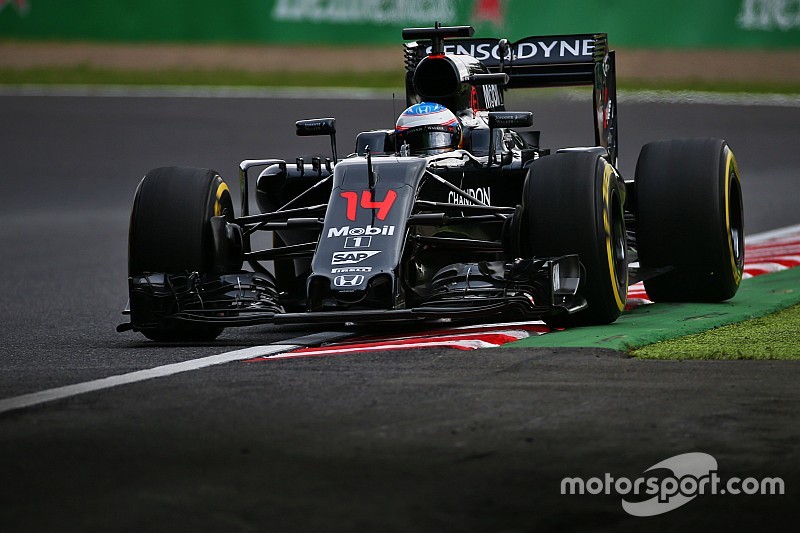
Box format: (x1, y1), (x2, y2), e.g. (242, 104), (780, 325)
(1, 0), (799, 91)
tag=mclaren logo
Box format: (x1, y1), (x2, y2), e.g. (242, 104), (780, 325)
(333, 275), (365, 287)
(331, 250), (381, 265)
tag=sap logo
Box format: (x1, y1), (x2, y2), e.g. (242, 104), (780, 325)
(448, 187), (492, 206)
(344, 236), (372, 248)
(331, 267), (373, 273)
(333, 275), (365, 287)
(331, 250), (381, 265)
(328, 225), (395, 238)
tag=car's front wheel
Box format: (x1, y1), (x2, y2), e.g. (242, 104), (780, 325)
(523, 152), (628, 327)
(128, 166), (234, 341)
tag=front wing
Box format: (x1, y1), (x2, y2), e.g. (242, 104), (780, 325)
(117, 255), (585, 332)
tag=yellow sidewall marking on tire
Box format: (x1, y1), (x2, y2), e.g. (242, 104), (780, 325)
(214, 181), (230, 217)
(602, 163), (626, 312)
(724, 149), (743, 286)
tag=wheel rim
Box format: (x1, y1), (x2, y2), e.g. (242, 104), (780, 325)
(610, 192), (628, 298)
(728, 168), (745, 274)
(602, 163), (627, 313)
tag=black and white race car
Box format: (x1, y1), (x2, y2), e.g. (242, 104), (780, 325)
(118, 25), (744, 341)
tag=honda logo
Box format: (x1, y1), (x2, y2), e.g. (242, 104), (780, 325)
(333, 275), (365, 287)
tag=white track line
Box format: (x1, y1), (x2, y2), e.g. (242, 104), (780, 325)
(746, 223), (800, 244)
(0, 330), (353, 416)
(0, 345), (298, 415)
(616, 90), (800, 108)
(3, 85), (800, 107)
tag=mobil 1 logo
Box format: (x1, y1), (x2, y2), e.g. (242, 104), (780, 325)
(327, 225), (395, 238)
(344, 236), (372, 249)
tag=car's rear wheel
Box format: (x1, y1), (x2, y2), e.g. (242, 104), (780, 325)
(523, 152), (628, 327)
(635, 138), (744, 302)
(128, 166), (233, 341)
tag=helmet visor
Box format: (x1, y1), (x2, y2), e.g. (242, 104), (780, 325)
(397, 126), (454, 155)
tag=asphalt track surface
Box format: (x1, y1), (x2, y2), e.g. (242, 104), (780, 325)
(1, 91), (799, 531)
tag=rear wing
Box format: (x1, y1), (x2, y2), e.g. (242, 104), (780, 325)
(403, 31), (618, 165)
(405, 34), (609, 88)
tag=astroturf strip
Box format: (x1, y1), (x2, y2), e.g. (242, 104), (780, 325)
(503, 266), (800, 351)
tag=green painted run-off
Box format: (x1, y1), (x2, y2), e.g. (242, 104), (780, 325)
(504, 267), (800, 351)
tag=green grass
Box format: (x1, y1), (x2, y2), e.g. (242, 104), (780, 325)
(632, 303), (800, 360)
(2, 65), (799, 94)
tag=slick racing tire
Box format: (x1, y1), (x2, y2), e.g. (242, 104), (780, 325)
(523, 152), (628, 327)
(635, 138), (744, 302)
(128, 166), (234, 341)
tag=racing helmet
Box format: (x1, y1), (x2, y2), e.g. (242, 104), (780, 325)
(395, 102), (463, 156)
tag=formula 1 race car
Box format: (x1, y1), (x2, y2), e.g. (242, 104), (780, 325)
(118, 25), (744, 341)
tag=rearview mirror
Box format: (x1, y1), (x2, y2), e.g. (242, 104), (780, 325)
(296, 118), (336, 137)
(488, 111), (534, 129)
(295, 118), (338, 164)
